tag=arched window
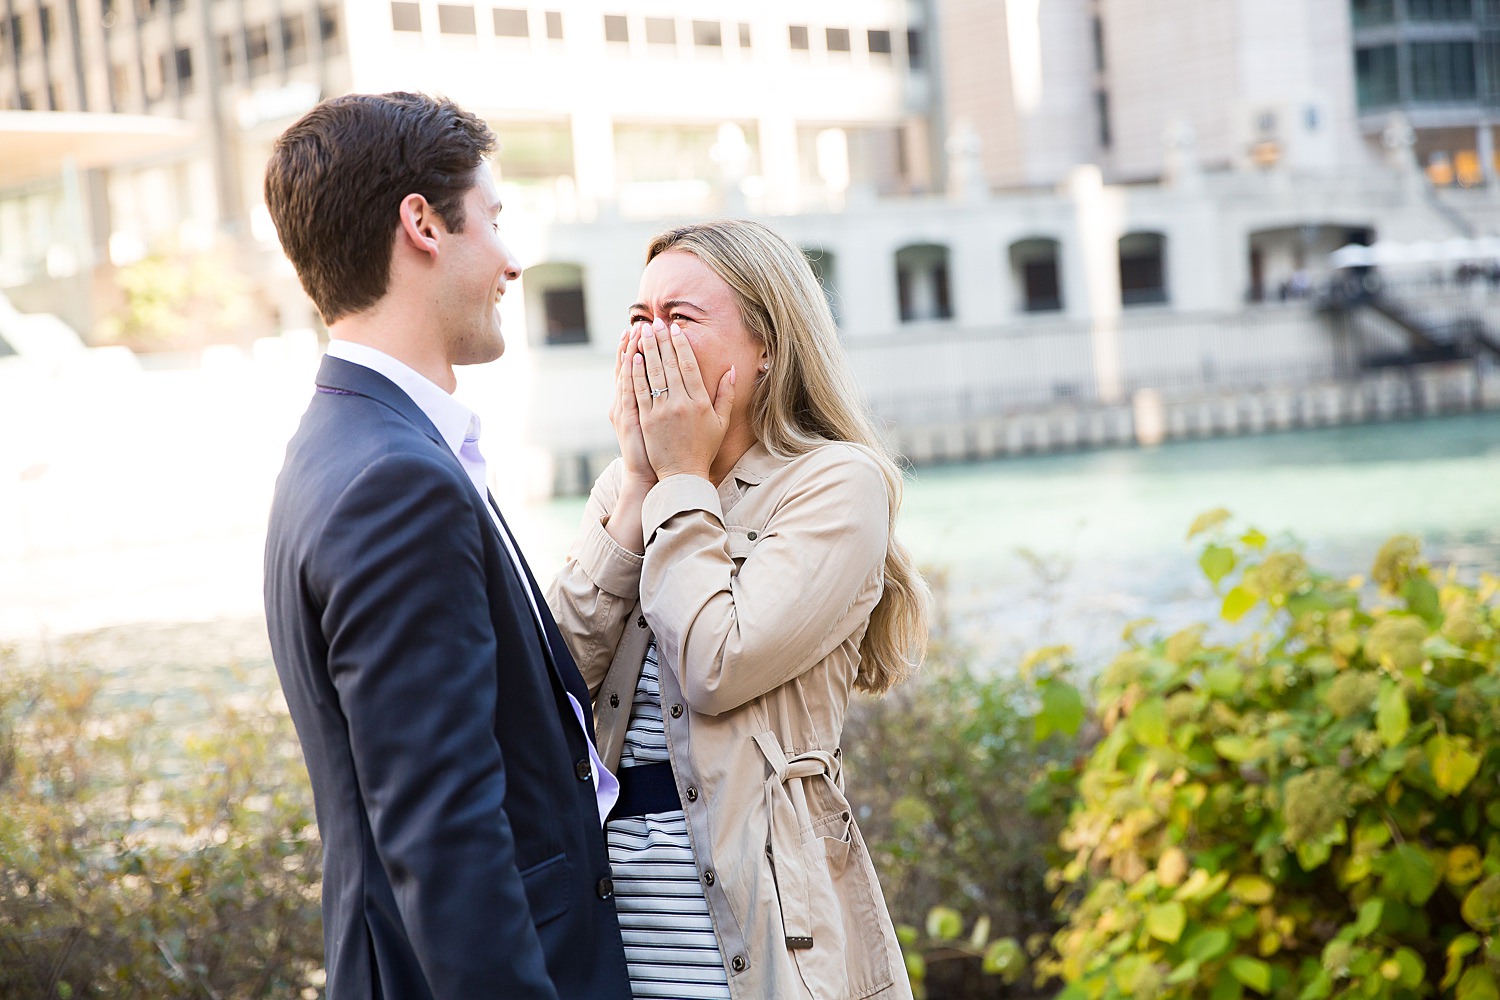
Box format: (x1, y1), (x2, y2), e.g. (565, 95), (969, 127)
(1118, 232), (1167, 306)
(894, 243), (952, 322)
(801, 246), (841, 326)
(523, 262), (589, 346)
(1009, 237), (1063, 312)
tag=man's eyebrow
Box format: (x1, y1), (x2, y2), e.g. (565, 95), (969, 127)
(627, 299), (706, 314)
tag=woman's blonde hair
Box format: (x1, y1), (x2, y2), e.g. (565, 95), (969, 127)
(645, 219), (929, 694)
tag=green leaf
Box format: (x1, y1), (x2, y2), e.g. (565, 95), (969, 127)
(1459, 967), (1500, 1000)
(896, 924), (919, 948)
(1230, 875), (1275, 905)
(1382, 843), (1443, 905)
(1402, 576), (1441, 624)
(981, 938), (1025, 982)
(1241, 528), (1268, 549)
(1462, 875), (1500, 932)
(1205, 662), (1243, 697)
(903, 949), (926, 985)
(1146, 901), (1187, 943)
(1189, 508), (1232, 539)
(1201, 544), (1237, 586)
(1229, 955), (1273, 993)
(1445, 934), (1481, 989)
(1392, 948), (1425, 988)
(1353, 897), (1383, 937)
(1427, 733), (1482, 796)
(1034, 678), (1086, 742)
(1376, 683), (1410, 748)
(1186, 928), (1233, 963)
(1213, 735), (1261, 763)
(1222, 586), (1258, 623)
(1297, 969), (1333, 1000)
(968, 914), (991, 949)
(1126, 696), (1169, 747)
(925, 905), (963, 941)
(1167, 958), (1201, 984)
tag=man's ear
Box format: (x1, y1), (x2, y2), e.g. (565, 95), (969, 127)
(397, 193), (441, 259)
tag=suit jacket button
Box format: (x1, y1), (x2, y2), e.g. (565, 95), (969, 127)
(670, 703), (684, 718)
(747, 530), (758, 541)
(597, 876), (614, 900)
(686, 785), (699, 802)
(637, 615), (647, 628)
(702, 868), (715, 886)
(575, 758), (592, 782)
(730, 955), (746, 973)
(608, 692), (620, 708)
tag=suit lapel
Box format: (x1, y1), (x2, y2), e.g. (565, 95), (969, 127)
(487, 493), (596, 725)
(317, 355), (593, 733)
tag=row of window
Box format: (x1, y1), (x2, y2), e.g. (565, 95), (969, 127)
(1352, 0), (1480, 29)
(387, 3), (920, 66)
(529, 235), (1171, 346)
(1, 5), (343, 111)
(1355, 39), (1494, 108)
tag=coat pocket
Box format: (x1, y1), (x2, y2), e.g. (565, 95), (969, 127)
(787, 797), (894, 1000)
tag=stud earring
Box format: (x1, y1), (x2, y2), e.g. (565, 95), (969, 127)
(760, 362), (771, 373)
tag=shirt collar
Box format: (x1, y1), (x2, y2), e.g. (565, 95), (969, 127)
(324, 339), (477, 458)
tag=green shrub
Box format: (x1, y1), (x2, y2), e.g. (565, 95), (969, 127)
(0, 648), (322, 998)
(846, 620), (1085, 998)
(1037, 512), (1500, 1000)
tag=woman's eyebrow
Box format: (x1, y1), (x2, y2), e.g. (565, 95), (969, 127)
(627, 298), (707, 314)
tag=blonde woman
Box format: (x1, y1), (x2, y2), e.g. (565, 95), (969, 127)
(547, 219), (927, 1000)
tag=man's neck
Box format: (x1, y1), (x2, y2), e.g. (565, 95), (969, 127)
(329, 306), (455, 393)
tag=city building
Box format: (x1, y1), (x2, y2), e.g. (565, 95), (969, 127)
(1, 1), (1496, 496)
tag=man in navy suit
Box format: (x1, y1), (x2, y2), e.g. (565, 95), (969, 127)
(262, 92), (630, 1000)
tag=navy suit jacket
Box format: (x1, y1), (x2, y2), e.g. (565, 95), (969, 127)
(264, 355), (630, 1000)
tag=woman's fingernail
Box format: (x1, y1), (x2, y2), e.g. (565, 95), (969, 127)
(652, 317), (665, 331)
(670, 323), (681, 336)
(730, 365), (737, 386)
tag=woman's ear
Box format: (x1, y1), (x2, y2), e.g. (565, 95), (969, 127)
(397, 193), (441, 258)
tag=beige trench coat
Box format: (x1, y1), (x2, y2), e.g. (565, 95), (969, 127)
(546, 440), (914, 1000)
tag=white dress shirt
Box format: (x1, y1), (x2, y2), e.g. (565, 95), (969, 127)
(324, 339), (619, 824)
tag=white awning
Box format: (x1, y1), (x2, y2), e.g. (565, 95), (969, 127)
(0, 110), (197, 189)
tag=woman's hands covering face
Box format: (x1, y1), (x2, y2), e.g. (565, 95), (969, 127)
(631, 317), (736, 483)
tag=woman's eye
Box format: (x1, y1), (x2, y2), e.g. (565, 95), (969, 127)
(670, 313), (691, 323)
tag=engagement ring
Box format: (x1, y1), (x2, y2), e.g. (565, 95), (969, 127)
(650, 387), (669, 398)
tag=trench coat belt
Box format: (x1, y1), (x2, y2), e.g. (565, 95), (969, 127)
(752, 730), (842, 951)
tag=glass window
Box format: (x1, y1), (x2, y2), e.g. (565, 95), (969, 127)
(895, 244), (953, 322)
(826, 27), (850, 52)
(247, 23), (270, 75)
(867, 29), (892, 55)
(391, 2), (421, 33)
(438, 5), (476, 35)
(1091, 16), (1105, 70)
(174, 47), (192, 95)
(1355, 44), (1399, 109)
(545, 11), (562, 39)
(907, 28), (924, 70)
(1119, 233), (1168, 306)
(693, 20), (721, 47)
(1411, 41), (1478, 101)
(1096, 89), (1111, 147)
(789, 24), (809, 50)
(604, 14), (628, 43)
(645, 17), (674, 45)
(1351, 0), (1396, 27)
(493, 8), (527, 37)
(1011, 239), (1064, 313)
(281, 13), (308, 65)
(737, 22), (751, 47)
(320, 5), (344, 54)
(1407, 0), (1473, 21)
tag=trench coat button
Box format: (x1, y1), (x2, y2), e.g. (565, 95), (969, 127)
(596, 876), (614, 900)
(686, 786), (699, 802)
(575, 758), (592, 782)
(746, 530), (759, 541)
(608, 692), (620, 708)
(637, 615), (647, 628)
(730, 955), (746, 973)
(670, 703), (684, 719)
(703, 868), (715, 886)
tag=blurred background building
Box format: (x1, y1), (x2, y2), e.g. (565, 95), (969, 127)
(1, 0), (1497, 492)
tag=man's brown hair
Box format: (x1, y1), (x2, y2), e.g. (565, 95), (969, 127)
(264, 92), (496, 324)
